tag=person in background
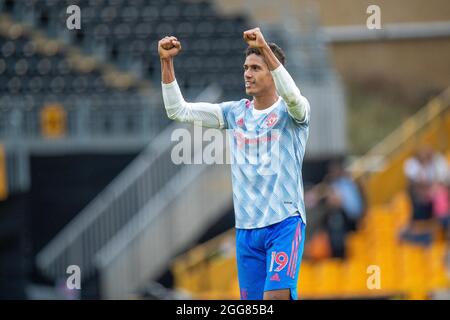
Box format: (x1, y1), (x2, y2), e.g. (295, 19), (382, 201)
(305, 159), (365, 258)
(401, 146), (450, 244)
(326, 160), (365, 232)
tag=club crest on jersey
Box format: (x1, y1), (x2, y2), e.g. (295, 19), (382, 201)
(265, 113), (278, 127)
(236, 117), (244, 127)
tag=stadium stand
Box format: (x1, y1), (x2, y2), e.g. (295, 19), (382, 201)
(1, 0), (250, 100)
(0, 0), (446, 301)
(0, 13), (164, 141)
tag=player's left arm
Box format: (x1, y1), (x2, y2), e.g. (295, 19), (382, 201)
(244, 27), (310, 124)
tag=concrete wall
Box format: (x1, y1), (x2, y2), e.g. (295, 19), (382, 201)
(214, 0), (450, 26)
(331, 38), (450, 99)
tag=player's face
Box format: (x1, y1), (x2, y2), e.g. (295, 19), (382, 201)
(243, 54), (275, 97)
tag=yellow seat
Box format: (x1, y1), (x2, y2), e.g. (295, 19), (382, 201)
(298, 261), (316, 298)
(398, 244), (428, 297)
(347, 232), (370, 260)
(342, 258), (370, 296)
(427, 242), (449, 289)
(207, 257), (237, 293)
(389, 192), (412, 229)
(315, 259), (344, 297)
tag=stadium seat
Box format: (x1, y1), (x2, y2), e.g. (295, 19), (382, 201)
(1, 0), (251, 100)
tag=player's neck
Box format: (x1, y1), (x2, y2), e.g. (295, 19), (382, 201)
(253, 93), (279, 110)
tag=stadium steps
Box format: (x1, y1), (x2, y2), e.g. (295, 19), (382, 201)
(171, 87), (450, 299)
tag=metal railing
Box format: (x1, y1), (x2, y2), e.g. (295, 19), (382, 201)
(0, 93), (167, 141)
(0, 91), (168, 197)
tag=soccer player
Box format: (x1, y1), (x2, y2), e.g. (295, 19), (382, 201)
(159, 27), (310, 300)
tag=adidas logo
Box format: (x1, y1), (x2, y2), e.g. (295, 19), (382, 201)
(270, 273), (280, 281)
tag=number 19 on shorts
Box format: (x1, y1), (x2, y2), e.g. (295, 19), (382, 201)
(269, 251), (288, 272)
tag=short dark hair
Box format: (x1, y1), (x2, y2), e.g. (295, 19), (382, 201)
(245, 42), (286, 66)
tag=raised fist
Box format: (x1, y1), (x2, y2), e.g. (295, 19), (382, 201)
(243, 27), (267, 49)
(158, 36), (182, 59)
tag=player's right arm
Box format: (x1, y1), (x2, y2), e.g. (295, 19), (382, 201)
(159, 36), (226, 129)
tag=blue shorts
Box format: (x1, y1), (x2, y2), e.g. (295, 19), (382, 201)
(236, 215), (306, 300)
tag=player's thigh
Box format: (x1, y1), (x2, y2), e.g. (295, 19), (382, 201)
(264, 216), (306, 299)
(236, 230), (266, 300)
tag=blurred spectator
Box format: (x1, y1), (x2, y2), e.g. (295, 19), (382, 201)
(326, 161), (366, 232)
(404, 147), (450, 186)
(401, 146), (450, 244)
(305, 159), (365, 259)
(320, 188), (350, 258)
(432, 182), (450, 240)
(303, 227), (332, 260)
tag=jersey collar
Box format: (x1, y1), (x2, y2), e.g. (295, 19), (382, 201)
(251, 96), (282, 116)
